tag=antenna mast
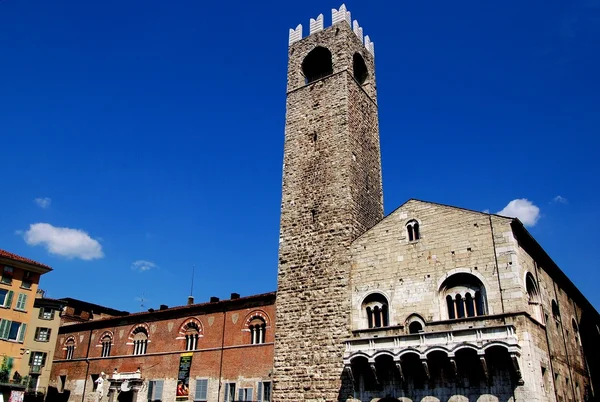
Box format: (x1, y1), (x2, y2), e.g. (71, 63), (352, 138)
(190, 265), (195, 296)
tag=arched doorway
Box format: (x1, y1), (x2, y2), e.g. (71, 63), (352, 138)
(117, 390), (133, 402)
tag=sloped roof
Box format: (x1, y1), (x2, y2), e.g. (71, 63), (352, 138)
(0, 248), (52, 271)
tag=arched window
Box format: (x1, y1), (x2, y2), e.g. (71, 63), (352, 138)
(525, 272), (542, 321)
(65, 338), (75, 360)
(552, 300), (560, 322)
(302, 47), (333, 84)
(353, 53), (368, 85)
(249, 317), (266, 345)
(408, 321), (423, 334)
(184, 322), (200, 351)
(100, 334), (112, 357)
(572, 319), (581, 347)
(362, 293), (389, 329)
(406, 220), (420, 242)
(440, 273), (487, 319)
(132, 327), (148, 355)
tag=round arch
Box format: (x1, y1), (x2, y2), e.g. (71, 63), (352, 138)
(302, 46), (333, 83)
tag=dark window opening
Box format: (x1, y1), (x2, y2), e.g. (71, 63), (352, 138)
(302, 47), (333, 84)
(353, 53), (368, 85)
(406, 220), (420, 241)
(465, 293), (475, 317)
(408, 321), (423, 334)
(552, 300), (560, 321)
(362, 293), (389, 329)
(446, 295), (456, 319)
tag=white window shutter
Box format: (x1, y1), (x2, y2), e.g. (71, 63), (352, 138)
(155, 380), (163, 400)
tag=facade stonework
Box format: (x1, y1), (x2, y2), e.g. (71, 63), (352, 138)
(48, 5), (600, 402)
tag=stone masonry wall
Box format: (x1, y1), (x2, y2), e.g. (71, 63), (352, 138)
(274, 21), (383, 402)
(348, 200), (553, 402)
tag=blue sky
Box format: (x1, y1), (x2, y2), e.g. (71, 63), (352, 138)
(1, 1), (599, 312)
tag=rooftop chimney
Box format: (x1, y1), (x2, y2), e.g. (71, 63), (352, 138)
(187, 296), (194, 305)
(231, 293), (240, 300)
(159, 304), (168, 310)
(210, 296), (219, 303)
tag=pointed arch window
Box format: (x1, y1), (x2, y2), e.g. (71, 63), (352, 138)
(406, 220), (420, 242)
(362, 293), (389, 329)
(525, 272), (543, 322)
(132, 327), (148, 355)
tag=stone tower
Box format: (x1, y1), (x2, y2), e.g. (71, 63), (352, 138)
(273, 5), (384, 401)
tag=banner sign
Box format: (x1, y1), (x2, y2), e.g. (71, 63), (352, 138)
(176, 352), (193, 400)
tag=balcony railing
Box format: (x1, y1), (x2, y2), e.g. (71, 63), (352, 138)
(344, 324), (520, 360)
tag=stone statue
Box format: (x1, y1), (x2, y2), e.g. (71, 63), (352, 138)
(95, 372), (105, 400)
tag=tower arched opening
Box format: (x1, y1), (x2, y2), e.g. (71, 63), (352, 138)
(302, 47), (333, 83)
(353, 53), (368, 84)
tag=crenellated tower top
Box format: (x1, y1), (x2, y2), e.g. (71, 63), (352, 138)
(288, 4), (375, 56)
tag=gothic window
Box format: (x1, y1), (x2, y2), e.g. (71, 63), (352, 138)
(249, 317), (266, 345)
(525, 272), (543, 321)
(353, 53), (368, 85)
(302, 47), (333, 83)
(552, 300), (561, 323)
(440, 273), (487, 319)
(362, 293), (389, 329)
(572, 319), (581, 346)
(132, 327), (148, 355)
(406, 220), (420, 242)
(184, 322), (200, 351)
(408, 321), (422, 334)
(65, 338), (75, 360)
(101, 334), (112, 357)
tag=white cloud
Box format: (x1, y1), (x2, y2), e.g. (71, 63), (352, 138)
(131, 260), (157, 272)
(553, 195), (568, 204)
(34, 197), (52, 209)
(482, 209), (490, 214)
(496, 199), (541, 227)
(22, 223), (103, 260)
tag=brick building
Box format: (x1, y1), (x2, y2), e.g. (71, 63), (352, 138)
(49, 293), (275, 402)
(49, 4), (600, 402)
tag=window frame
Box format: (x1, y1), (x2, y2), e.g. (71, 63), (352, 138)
(193, 378), (208, 402)
(132, 327), (149, 355)
(406, 219), (421, 242)
(257, 381), (271, 402)
(39, 307), (55, 320)
(65, 339), (75, 360)
(1, 266), (14, 285)
(0, 289), (13, 308)
(238, 387), (253, 401)
(35, 327), (52, 342)
(15, 293), (28, 311)
(101, 335), (112, 357)
(2, 320), (27, 342)
(148, 379), (164, 402)
(224, 383), (236, 402)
